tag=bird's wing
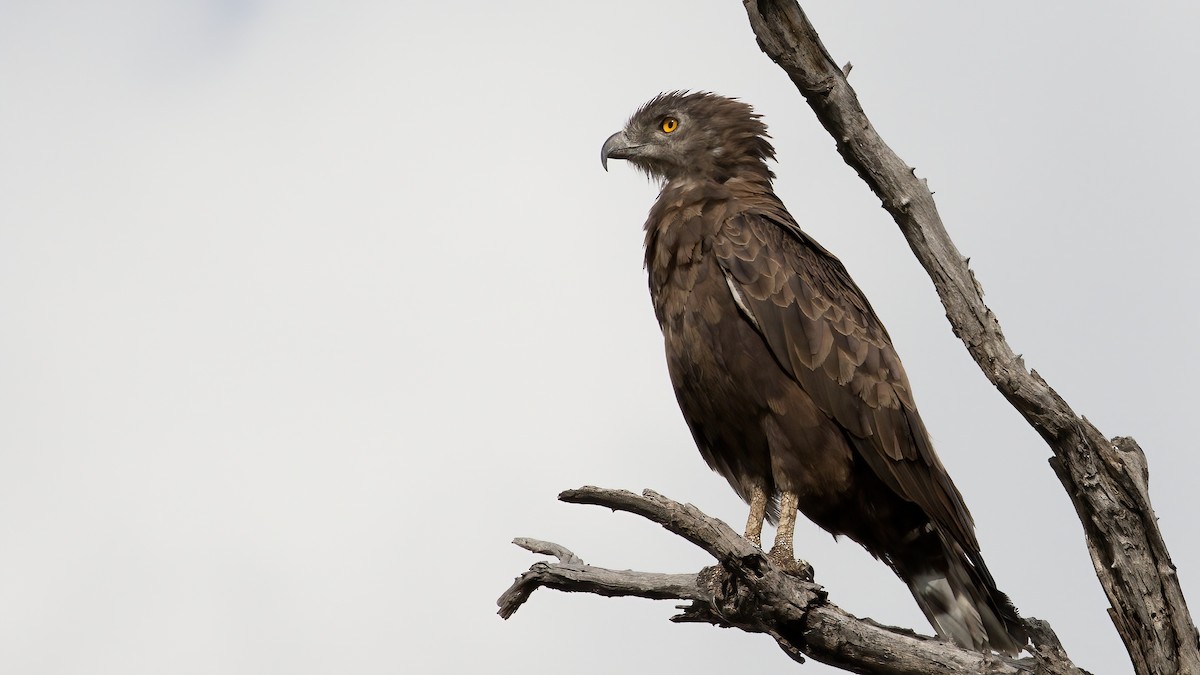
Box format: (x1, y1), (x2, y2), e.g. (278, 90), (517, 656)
(713, 210), (979, 551)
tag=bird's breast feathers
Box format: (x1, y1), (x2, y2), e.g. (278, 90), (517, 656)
(644, 185), (779, 328)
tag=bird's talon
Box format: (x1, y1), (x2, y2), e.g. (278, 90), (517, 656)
(767, 547), (814, 580)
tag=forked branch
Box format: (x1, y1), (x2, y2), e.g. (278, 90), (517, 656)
(498, 487), (1087, 675)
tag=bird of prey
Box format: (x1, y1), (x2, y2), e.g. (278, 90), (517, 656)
(601, 92), (1027, 655)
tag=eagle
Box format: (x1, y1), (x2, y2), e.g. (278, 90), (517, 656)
(601, 92), (1027, 655)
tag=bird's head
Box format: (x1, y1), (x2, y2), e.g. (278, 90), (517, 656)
(601, 91), (775, 183)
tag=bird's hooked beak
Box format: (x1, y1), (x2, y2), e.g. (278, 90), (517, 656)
(601, 130), (639, 171)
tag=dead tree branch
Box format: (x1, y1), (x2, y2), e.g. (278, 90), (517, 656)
(739, 2), (1200, 673)
(498, 487), (1087, 675)
(498, 536), (702, 617)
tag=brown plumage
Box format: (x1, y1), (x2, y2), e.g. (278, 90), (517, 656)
(601, 92), (1027, 655)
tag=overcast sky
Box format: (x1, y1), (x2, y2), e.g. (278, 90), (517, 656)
(2, 2), (1197, 674)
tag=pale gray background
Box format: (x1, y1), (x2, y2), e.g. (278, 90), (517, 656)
(1, 2), (1196, 674)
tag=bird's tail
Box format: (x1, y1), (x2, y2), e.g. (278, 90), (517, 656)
(901, 532), (1027, 656)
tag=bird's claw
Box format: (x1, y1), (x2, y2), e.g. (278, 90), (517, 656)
(767, 546), (815, 581)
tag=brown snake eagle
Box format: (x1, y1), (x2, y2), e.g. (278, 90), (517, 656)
(601, 91), (1027, 655)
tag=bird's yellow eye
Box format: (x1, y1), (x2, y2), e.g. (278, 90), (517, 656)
(661, 117), (679, 133)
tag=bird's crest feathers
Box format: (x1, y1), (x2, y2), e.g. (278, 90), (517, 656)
(607, 91), (776, 183)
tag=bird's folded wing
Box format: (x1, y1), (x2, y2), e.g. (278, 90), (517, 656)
(713, 211), (979, 552)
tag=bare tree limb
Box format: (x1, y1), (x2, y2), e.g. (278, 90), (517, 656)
(497, 560), (702, 620)
(498, 487), (1088, 675)
(738, 2), (1200, 673)
(511, 538), (586, 565)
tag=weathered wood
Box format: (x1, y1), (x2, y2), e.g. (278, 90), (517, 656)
(498, 487), (1089, 675)
(738, 2), (1199, 673)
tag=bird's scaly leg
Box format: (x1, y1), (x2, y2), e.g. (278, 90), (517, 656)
(744, 483), (768, 547)
(767, 491), (814, 579)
